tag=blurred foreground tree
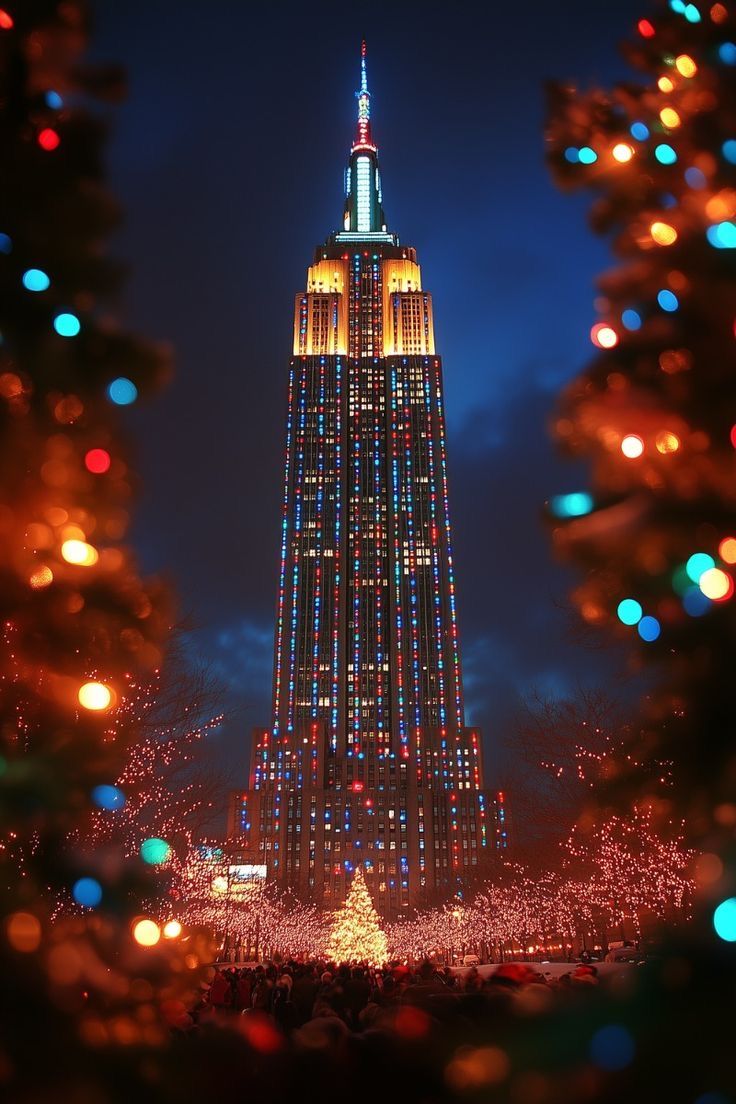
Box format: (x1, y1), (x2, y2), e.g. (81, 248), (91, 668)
(546, 0), (736, 847)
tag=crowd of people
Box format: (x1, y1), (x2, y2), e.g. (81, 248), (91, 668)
(193, 958), (603, 1036)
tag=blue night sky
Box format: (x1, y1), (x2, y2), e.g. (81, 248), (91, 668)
(90, 0), (644, 792)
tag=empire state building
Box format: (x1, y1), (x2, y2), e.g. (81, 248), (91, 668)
(229, 44), (506, 914)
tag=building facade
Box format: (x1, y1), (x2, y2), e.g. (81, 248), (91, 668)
(229, 45), (506, 915)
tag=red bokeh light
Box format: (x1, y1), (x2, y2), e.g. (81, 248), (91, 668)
(0, 10), (14, 29)
(730, 424), (736, 449)
(638, 19), (655, 37)
(351, 780), (364, 792)
(38, 128), (60, 151)
(84, 448), (111, 474)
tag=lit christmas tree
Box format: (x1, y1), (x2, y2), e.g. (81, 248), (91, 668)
(546, 1), (736, 836)
(326, 866), (388, 965)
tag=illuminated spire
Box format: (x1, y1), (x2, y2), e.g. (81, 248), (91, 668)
(353, 39), (374, 152)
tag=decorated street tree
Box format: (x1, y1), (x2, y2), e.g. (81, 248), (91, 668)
(326, 866), (388, 965)
(546, 1), (736, 841)
(0, 3), (211, 1090)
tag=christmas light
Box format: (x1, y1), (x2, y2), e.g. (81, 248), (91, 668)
(72, 877), (103, 908)
(617, 598), (643, 625)
(591, 323), (618, 348)
(6, 912), (41, 953)
(638, 19), (656, 37)
(61, 539), (98, 566)
(53, 312), (81, 337)
(660, 108), (682, 130)
(163, 920), (182, 939)
(92, 784), (126, 810)
(698, 567), (733, 601)
(22, 268), (50, 292)
(686, 552), (716, 582)
(655, 430), (680, 453)
(132, 918), (161, 947)
(84, 448), (111, 474)
(718, 537), (736, 564)
(655, 144), (678, 164)
(706, 221), (736, 248)
(578, 147), (597, 164)
(0, 9), (13, 30)
(621, 434), (644, 458)
(637, 615), (661, 641)
(612, 143), (634, 163)
(675, 54), (697, 76)
(140, 837), (171, 865)
(630, 122), (650, 141)
(549, 492), (594, 518)
(37, 128), (60, 150)
(590, 1026), (635, 1072)
(78, 681), (113, 711)
(657, 289), (679, 311)
(29, 566), (53, 589)
(622, 309), (642, 330)
(107, 377), (138, 405)
(713, 897), (736, 941)
(650, 221), (678, 245)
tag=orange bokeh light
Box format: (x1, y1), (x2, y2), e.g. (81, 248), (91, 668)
(650, 221), (678, 246)
(591, 323), (618, 349)
(718, 537), (736, 564)
(78, 681), (113, 711)
(133, 919), (161, 947)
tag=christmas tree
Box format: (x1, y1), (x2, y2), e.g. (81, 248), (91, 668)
(326, 866), (388, 966)
(546, 1), (736, 841)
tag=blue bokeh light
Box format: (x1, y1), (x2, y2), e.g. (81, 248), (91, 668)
(578, 147), (597, 165)
(45, 90), (63, 109)
(655, 144), (678, 165)
(630, 122), (649, 142)
(621, 309), (641, 331)
(713, 897), (736, 942)
(564, 147), (579, 163)
(685, 166), (707, 189)
(684, 3), (701, 21)
(53, 312), (81, 337)
(549, 492), (594, 518)
(617, 598), (643, 626)
(687, 552), (716, 583)
(720, 42), (736, 66)
(590, 1025), (635, 1071)
(707, 221), (736, 249)
(683, 588), (712, 617)
(722, 140), (736, 164)
(92, 784), (126, 811)
(638, 616), (661, 642)
(22, 268), (50, 292)
(107, 377), (138, 405)
(72, 877), (103, 908)
(657, 289), (679, 312)
(0, 232), (12, 254)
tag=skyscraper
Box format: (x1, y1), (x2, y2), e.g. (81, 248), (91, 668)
(229, 44), (506, 915)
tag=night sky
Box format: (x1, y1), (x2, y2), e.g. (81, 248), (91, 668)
(89, 0), (644, 796)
